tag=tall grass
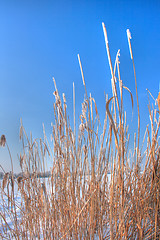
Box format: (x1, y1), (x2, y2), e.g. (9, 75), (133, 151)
(0, 23), (160, 239)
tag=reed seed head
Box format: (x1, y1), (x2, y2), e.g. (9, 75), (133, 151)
(0, 135), (6, 147)
(126, 29), (133, 59)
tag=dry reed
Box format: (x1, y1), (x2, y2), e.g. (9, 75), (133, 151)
(0, 23), (160, 239)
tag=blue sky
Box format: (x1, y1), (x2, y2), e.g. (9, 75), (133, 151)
(0, 0), (160, 173)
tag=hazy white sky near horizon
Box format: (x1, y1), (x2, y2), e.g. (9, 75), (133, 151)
(0, 0), (160, 172)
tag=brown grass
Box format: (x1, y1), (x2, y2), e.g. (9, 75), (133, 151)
(0, 23), (160, 239)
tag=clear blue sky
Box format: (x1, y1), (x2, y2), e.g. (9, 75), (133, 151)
(0, 0), (160, 173)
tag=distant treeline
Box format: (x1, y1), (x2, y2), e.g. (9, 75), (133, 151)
(0, 171), (51, 180)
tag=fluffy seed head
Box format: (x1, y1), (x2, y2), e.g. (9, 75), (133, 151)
(0, 135), (6, 147)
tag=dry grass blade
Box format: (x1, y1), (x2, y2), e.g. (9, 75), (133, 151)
(127, 29), (140, 166)
(106, 96), (119, 149)
(157, 92), (160, 111)
(123, 85), (134, 111)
